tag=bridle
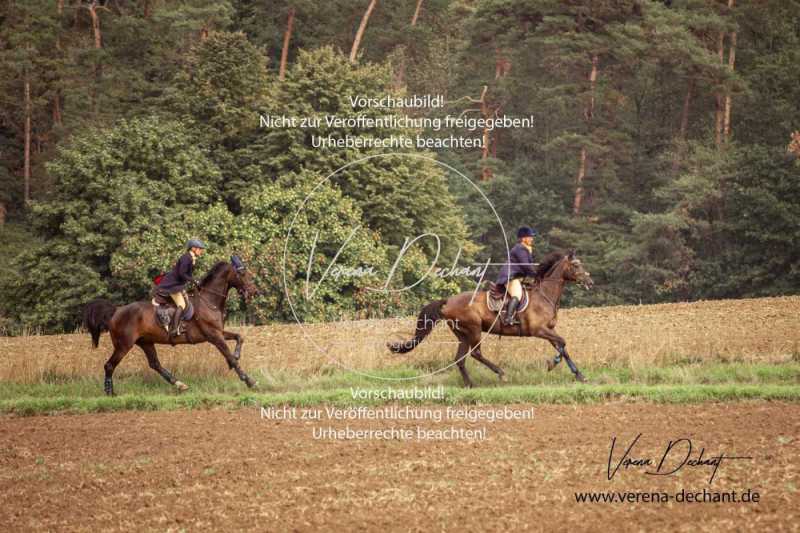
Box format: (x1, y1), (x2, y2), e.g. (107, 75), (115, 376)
(528, 257), (567, 311)
(526, 255), (588, 311)
(193, 264), (250, 311)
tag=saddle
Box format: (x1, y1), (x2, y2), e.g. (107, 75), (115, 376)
(151, 288), (195, 332)
(486, 281), (531, 315)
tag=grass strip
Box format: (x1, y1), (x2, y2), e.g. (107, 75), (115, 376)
(2, 384), (798, 416)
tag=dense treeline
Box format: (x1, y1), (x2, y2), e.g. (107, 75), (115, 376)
(0, 0), (798, 332)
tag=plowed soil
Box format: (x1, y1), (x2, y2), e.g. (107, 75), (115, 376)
(1, 402), (798, 532)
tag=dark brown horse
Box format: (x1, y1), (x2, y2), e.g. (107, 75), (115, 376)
(388, 250), (594, 387)
(84, 258), (259, 395)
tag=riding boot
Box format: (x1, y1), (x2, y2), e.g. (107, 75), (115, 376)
(169, 306), (184, 342)
(503, 297), (520, 326)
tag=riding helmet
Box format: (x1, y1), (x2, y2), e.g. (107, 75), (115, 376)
(186, 238), (207, 250)
(517, 226), (538, 239)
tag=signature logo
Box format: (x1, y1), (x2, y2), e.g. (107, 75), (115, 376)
(607, 433), (753, 484)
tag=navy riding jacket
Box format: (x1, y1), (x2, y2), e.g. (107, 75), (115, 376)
(157, 252), (196, 293)
(495, 243), (536, 286)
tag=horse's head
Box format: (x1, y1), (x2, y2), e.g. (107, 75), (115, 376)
(563, 250), (593, 290)
(229, 255), (259, 301)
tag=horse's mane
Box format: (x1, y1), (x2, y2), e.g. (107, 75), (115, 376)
(200, 261), (230, 286)
(534, 251), (568, 279)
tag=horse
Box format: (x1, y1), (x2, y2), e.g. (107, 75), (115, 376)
(83, 257), (259, 395)
(388, 250), (594, 387)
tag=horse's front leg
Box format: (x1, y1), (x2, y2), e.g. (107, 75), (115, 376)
(223, 330), (243, 361)
(207, 332), (257, 388)
(536, 328), (587, 383)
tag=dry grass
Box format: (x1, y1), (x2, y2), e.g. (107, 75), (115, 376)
(1, 295), (798, 384)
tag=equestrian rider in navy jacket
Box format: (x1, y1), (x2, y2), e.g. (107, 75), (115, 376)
(157, 239), (206, 338)
(495, 226), (538, 325)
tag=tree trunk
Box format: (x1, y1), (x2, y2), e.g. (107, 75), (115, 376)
(394, 0), (424, 87)
(477, 86), (492, 181)
(714, 29), (724, 148)
(573, 147), (587, 215)
(480, 118), (492, 181)
(723, 0), (736, 142)
(86, 2), (103, 116)
(672, 79), (694, 171)
(279, 8), (295, 81)
(350, 0), (378, 63)
(411, 0), (423, 25)
(586, 54), (598, 122)
(573, 54), (598, 216)
(53, 94), (62, 126)
(88, 3), (102, 49)
(24, 77), (32, 206)
(54, 0), (64, 126)
(495, 48), (511, 79)
(679, 80), (693, 140)
(788, 131), (800, 158)
(143, 0), (151, 19)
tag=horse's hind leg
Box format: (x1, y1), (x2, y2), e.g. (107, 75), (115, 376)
(471, 347), (507, 383)
(223, 330), (243, 361)
(137, 341), (188, 392)
(453, 340), (473, 388)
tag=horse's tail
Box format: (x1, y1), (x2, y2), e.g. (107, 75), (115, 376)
(83, 299), (117, 348)
(388, 299), (447, 354)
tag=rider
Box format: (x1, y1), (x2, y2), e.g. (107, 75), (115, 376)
(157, 239), (206, 339)
(496, 226), (538, 326)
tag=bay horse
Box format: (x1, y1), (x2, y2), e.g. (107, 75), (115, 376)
(388, 250), (594, 387)
(83, 257), (259, 395)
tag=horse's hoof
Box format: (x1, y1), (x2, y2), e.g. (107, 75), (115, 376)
(575, 373), (587, 383)
(245, 378), (258, 389)
(546, 359), (555, 372)
(175, 381), (189, 392)
(499, 373), (508, 383)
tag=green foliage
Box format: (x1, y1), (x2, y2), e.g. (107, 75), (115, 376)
(166, 31), (270, 143)
(1, 117), (221, 329)
(628, 142), (800, 301)
(260, 47), (474, 262)
(1, 240), (108, 332)
(2, 0), (800, 332)
(235, 175), (388, 322)
(35, 116), (220, 270)
(110, 204), (237, 301)
(109, 168), (464, 325)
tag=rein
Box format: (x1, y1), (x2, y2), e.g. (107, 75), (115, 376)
(193, 268), (245, 312)
(529, 257), (568, 313)
(193, 285), (229, 311)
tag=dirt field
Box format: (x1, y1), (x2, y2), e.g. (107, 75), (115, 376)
(1, 402), (798, 532)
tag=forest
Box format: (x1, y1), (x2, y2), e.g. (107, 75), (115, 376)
(1, 0), (799, 333)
